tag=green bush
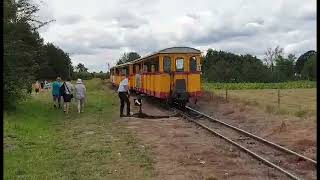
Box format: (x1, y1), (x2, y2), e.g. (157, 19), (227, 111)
(72, 72), (93, 80)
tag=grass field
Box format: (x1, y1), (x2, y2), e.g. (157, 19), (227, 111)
(204, 85), (316, 120)
(4, 79), (153, 180)
(203, 81), (316, 90)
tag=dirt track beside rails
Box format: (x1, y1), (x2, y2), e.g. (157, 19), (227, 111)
(119, 98), (291, 180)
(188, 92), (316, 161)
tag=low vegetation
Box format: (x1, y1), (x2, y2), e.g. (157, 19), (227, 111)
(203, 81), (316, 90)
(4, 79), (153, 179)
(206, 87), (316, 119)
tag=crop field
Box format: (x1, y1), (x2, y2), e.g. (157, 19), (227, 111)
(203, 82), (316, 120)
(203, 81), (316, 90)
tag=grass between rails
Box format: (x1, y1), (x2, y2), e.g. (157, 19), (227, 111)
(4, 78), (154, 180)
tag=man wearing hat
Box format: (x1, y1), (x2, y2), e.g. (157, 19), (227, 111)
(52, 77), (62, 108)
(75, 78), (86, 113)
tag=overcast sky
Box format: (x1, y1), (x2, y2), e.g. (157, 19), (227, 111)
(36, 0), (316, 72)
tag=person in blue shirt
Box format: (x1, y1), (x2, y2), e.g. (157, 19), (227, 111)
(52, 77), (62, 108)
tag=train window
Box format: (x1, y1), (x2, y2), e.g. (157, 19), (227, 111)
(190, 56), (197, 72)
(151, 65), (155, 72)
(135, 65), (139, 74)
(176, 58), (184, 72)
(122, 68), (129, 75)
(143, 65), (148, 72)
(154, 63), (159, 72)
(163, 56), (171, 72)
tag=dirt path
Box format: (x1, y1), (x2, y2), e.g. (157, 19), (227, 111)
(120, 98), (291, 180)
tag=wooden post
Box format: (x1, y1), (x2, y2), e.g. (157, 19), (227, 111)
(226, 89), (228, 102)
(277, 89), (280, 108)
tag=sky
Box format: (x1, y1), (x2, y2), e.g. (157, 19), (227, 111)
(36, 0), (317, 72)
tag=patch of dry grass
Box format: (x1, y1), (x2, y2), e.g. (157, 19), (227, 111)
(209, 88), (316, 119)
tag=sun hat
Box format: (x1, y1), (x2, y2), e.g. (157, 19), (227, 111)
(76, 79), (82, 84)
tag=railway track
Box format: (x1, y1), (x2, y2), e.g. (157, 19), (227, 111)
(170, 105), (317, 180)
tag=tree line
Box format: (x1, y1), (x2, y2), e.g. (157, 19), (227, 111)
(115, 48), (316, 83)
(202, 47), (316, 83)
(3, 0), (106, 110)
(4, 0), (72, 110)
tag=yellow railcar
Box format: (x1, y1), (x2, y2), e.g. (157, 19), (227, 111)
(110, 47), (202, 105)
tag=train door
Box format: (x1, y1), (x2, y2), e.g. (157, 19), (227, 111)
(162, 56), (172, 98)
(173, 56), (189, 103)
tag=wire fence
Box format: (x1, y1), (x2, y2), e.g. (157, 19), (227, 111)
(205, 88), (316, 118)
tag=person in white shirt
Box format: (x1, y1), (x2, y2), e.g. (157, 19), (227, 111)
(118, 74), (130, 117)
(75, 79), (86, 113)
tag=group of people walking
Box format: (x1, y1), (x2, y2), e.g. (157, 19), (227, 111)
(33, 75), (131, 117)
(38, 77), (87, 114)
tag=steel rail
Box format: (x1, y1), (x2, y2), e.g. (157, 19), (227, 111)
(185, 106), (317, 166)
(173, 108), (302, 180)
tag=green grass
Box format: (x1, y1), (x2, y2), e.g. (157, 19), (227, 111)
(207, 88), (316, 119)
(203, 81), (316, 90)
(4, 79), (153, 180)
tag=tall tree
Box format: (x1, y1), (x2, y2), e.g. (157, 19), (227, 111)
(295, 50), (316, 74)
(202, 49), (271, 83)
(301, 54), (317, 80)
(274, 55), (295, 81)
(287, 53), (297, 62)
(3, 0), (53, 110)
(76, 63), (89, 72)
(117, 52), (141, 65)
(37, 43), (73, 79)
(263, 46), (284, 72)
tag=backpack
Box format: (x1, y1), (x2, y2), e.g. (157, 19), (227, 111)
(59, 82), (65, 96)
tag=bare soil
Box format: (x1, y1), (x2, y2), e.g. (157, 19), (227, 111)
(118, 97), (292, 180)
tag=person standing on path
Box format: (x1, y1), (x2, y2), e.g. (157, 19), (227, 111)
(34, 81), (40, 94)
(62, 78), (74, 114)
(40, 81), (44, 91)
(75, 79), (86, 113)
(52, 77), (62, 108)
(118, 73), (131, 117)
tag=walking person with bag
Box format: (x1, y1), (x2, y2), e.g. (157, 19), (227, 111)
(61, 78), (74, 114)
(52, 77), (62, 109)
(75, 79), (86, 113)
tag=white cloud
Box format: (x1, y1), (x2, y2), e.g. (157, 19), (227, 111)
(36, 0), (316, 72)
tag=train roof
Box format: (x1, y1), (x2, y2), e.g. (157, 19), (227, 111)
(111, 46), (201, 69)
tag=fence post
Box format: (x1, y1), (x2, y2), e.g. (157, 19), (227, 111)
(225, 89), (228, 102)
(277, 89), (280, 108)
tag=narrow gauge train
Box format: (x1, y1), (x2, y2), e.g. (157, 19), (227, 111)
(110, 47), (202, 106)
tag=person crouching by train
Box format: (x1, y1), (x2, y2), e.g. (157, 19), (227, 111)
(75, 79), (86, 113)
(61, 78), (74, 114)
(118, 74), (131, 117)
(52, 77), (62, 108)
